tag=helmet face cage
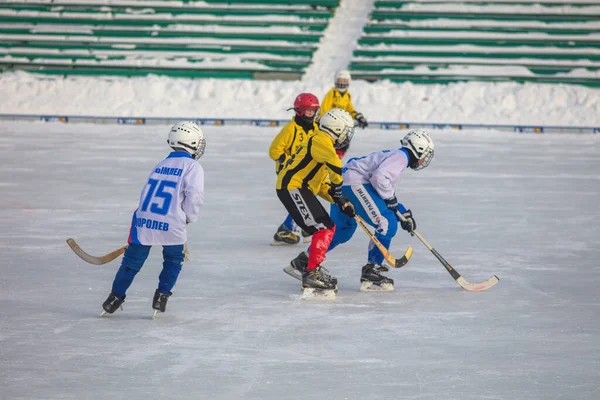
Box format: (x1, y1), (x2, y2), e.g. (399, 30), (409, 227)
(334, 70), (351, 92)
(335, 78), (349, 92)
(193, 137), (207, 160)
(412, 148), (433, 170)
(335, 125), (354, 150)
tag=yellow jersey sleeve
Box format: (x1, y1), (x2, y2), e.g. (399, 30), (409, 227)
(345, 92), (358, 119)
(317, 176), (333, 203)
(310, 133), (343, 186)
(268, 121), (296, 162)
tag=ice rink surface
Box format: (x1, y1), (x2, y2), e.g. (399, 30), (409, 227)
(0, 121), (598, 400)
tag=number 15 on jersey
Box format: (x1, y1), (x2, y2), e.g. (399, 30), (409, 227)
(141, 179), (177, 216)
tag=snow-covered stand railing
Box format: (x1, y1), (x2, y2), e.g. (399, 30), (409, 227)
(0, 113), (597, 134)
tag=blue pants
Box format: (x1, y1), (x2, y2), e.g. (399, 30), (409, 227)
(111, 243), (185, 298)
(328, 184), (405, 265)
(281, 214), (297, 231)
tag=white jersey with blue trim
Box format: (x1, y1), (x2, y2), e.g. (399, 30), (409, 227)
(128, 151), (204, 246)
(342, 148), (409, 200)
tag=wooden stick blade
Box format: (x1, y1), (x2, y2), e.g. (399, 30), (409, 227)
(354, 215), (412, 269)
(456, 275), (500, 292)
(66, 238), (127, 265)
(392, 246), (413, 268)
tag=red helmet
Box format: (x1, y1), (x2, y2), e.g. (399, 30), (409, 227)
(293, 93), (320, 117)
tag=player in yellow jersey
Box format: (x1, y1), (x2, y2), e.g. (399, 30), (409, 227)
(319, 70), (368, 158)
(269, 93), (321, 246)
(275, 108), (356, 296)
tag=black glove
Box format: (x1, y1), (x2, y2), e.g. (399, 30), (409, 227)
(399, 209), (416, 233)
(328, 183), (355, 217)
(355, 113), (368, 129)
(275, 154), (286, 174)
(328, 182), (343, 204)
(384, 196), (398, 213)
(337, 196), (356, 218)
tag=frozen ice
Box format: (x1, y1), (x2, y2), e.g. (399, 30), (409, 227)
(0, 121), (598, 399)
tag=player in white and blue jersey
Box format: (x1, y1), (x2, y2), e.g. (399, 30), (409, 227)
(291, 130), (434, 292)
(101, 121), (206, 317)
(333, 130), (433, 290)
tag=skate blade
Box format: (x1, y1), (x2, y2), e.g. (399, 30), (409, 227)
(152, 309), (160, 319)
(270, 240), (299, 246)
(360, 281), (394, 292)
(283, 265), (302, 281)
(298, 285), (338, 294)
(302, 236), (312, 243)
(99, 310), (108, 317)
(300, 287), (336, 300)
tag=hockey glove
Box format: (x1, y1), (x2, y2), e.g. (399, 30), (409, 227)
(355, 113), (368, 129)
(337, 197), (356, 218)
(276, 154), (286, 174)
(328, 182), (344, 204)
(399, 209), (416, 233)
(384, 196), (399, 213)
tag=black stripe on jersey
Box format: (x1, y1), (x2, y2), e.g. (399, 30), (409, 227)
(326, 162), (343, 177)
(302, 164), (322, 189)
(282, 136), (314, 189)
(287, 126), (298, 155)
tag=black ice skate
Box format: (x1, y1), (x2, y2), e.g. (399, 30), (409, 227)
(271, 224), (300, 246)
(100, 292), (125, 316)
(283, 251), (308, 280)
(152, 289), (172, 319)
(301, 229), (312, 243)
(283, 252), (336, 289)
(360, 263), (395, 292)
(301, 267), (337, 300)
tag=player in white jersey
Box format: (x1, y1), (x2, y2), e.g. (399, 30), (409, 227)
(309, 130), (433, 291)
(101, 121), (206, 317)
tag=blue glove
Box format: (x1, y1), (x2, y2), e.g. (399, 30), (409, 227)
(400, 209), (416, 233)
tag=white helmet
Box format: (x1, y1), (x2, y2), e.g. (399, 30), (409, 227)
(401, 130), (434, 170)
(167, 121), (206, 160)
(319, 108), (355, 150)
(334, 70), (351, 93)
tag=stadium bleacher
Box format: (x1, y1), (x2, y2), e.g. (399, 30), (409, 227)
(1, 0), (599, 86)
(0, 0), (340, 79)
(350, 0), (600, 86)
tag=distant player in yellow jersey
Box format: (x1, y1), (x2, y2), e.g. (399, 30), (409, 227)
(269, 93), (321, 246)
(319, 70), (368, 158)
(276, 108), (356, 297)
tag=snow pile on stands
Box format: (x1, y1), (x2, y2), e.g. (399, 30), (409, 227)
(0, 71), (599, 126)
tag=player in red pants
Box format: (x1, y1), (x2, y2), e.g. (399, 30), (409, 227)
(275, 108), (356, 297)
